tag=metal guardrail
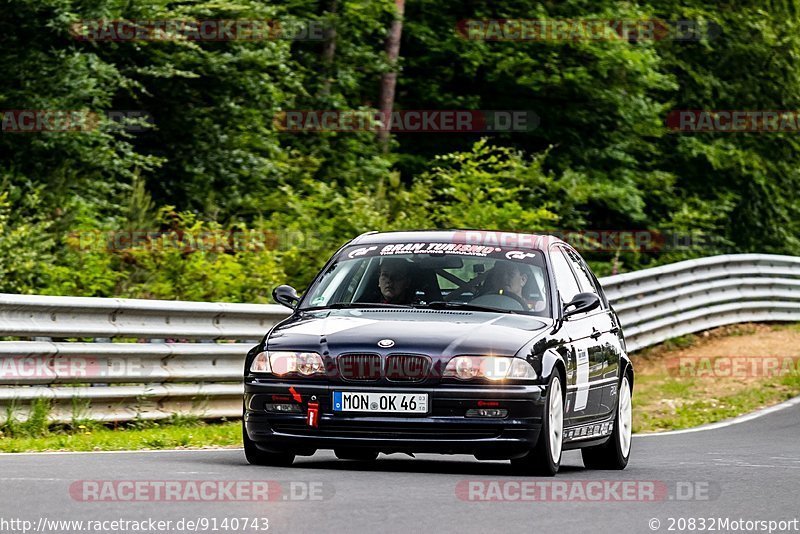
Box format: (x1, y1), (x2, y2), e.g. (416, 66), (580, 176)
(0, 295), (288, 422)
(0, 293), (285, 340)
(601, 254), (800, 352)
(1, 253), (798, 422)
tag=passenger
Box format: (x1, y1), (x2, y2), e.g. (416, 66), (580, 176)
(378, 258), (415, 304)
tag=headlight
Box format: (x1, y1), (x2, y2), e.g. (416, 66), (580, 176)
(249, 351), (325, 377)
(250, 352), (271, 373)
(443, 356), (537, 381)
(507, 358), (538, 379)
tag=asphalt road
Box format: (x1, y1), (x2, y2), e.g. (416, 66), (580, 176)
(1, 400), (799, 534)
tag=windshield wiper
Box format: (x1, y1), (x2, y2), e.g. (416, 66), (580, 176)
(419, 301), (519, 314)
(301, 302), (413, 311)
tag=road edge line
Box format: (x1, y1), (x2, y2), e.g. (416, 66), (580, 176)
(634, 394), (800, 437)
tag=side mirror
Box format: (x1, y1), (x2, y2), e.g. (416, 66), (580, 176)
(562, 292), (600, 319)
(273, 285), (300, 309)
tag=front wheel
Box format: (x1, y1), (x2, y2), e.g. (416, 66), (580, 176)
(243, 424), (295, 467)
(581, 374), (632, 470)
(511, 373), (564, 476)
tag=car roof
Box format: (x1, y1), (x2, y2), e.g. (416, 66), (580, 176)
(349, 230), (567, 250)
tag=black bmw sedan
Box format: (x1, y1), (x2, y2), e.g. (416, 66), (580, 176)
(243, 230), (633, 475)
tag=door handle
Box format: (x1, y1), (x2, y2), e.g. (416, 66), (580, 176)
(590, 329), (601, 340)
(610, 326), (620, 335)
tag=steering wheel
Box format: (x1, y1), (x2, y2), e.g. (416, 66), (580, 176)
(468, 292), (527, 311)
(498, 290), (528, 309)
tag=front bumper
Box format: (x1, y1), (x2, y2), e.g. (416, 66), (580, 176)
(244, 380), (546, 458)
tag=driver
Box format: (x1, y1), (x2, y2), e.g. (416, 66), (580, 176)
(481, 262), (545, 311)
(485, 262), (528, 300)
(378, 258), (415, 304)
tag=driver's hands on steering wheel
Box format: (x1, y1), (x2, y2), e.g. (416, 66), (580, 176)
(467, 292), (527, 311)
(495, 289), (529, 309)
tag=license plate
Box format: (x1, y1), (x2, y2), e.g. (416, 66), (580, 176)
(333, 391), (428, 413)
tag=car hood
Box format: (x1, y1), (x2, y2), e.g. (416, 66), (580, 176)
(267, 308), (550, 358)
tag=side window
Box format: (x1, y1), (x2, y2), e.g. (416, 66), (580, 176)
(342, 258), (371, 302)
(565, 249), (601, 301)
(550, 247), (581, 303)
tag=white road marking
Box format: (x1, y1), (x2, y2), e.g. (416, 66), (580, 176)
(0, 448), (243, 457)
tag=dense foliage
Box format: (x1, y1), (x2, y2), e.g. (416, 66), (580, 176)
(1, 0), (798, 301)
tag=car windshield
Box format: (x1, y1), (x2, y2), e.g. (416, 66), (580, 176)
(300, 241), (550, 316)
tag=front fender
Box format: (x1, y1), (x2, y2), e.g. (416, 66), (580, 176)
(538, 347), (567, 385)
(620, 350), (634, 392)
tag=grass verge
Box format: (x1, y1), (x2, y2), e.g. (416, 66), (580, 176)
(0, 415), (242, 453)
(633, 323), (800, 433)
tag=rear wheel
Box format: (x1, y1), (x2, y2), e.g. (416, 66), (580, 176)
(581, 374), (632, 470)
(242, 424), (295, 467)
(511, 373), (564, 476)
(334, 448), (379, 461)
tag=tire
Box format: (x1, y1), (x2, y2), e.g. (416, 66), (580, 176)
(511, 373), (564, 476)
(334, 448), (379, 461)
(581, 374), (632, 470)
(242, 424), (295, 467)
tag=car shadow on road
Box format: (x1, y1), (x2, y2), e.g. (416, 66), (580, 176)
(286, 454), (587, 476)
(186, 449), (587, 476)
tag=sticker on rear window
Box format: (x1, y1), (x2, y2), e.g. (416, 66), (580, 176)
(379, 242), (500, 257)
